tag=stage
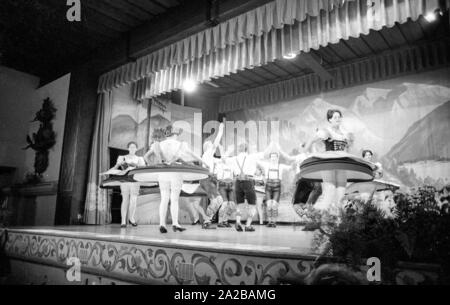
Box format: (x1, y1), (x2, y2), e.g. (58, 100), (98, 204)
(1, 224), (322, 285)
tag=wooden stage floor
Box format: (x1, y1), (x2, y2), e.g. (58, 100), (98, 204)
(3, 224), (326, 284)
(7, 224), (320, 259)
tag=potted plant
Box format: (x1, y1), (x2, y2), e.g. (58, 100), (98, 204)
(311, 186), (450, 284)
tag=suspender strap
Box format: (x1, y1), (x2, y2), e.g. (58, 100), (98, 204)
(236, 156), (247, 177)
(268, 163), (280, 180)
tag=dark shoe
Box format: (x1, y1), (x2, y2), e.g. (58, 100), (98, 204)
(218, 222), (231, 228)
(129, 220), (138, 227)
(172, 225), (186, 232)
(235, 224), (243, 232)
(192, 219), (200, 225)
(244, 226), (255, 232)
(159, 226), (168, 233)
(120, 224), (127, 228)
(202, 222), (217, 230)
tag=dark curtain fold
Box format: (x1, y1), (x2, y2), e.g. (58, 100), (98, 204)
(83, 92), (113, 225)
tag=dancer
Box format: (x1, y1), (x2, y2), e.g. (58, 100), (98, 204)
(215, 145), (236, 227)
(102, 142), (146, 228)
(259, 152), (290, 228)
(301, 109), (376, 217)
(181, 123), (224, 229)
(362, 149), (383, 179)
(227, 143), (265, 232)
(344, 149), (397, 206)
(144, 126), (205, 233)
(191, 123), (226, 229)
(273, 141), (323, 230)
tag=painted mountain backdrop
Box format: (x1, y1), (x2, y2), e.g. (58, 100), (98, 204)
(384, 101), (450, 165)
(227, 68), (450, 190)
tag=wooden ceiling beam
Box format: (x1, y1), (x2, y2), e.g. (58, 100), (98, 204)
(297, 53), (334, 81)
(84, 9), (130, 33)
(105, 0), (154, 21)
(79, 18), (122, 40)
(150, 0), (170, 10)
(130, 0), (166, 14)
(157, 0), (181, 8)
(84, 0), (140, 28)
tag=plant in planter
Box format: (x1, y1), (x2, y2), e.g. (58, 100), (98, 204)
(310, 186), (450, 284)
(393, 186), (450, 283)
(23, 98), (57, 184)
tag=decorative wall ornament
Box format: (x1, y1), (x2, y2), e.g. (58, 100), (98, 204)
(2, 230), (314, 285)
(1, 229), (441, 285)
(23, 98), (57, 183)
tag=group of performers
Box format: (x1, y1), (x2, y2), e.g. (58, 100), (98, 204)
(102, 108), (383, 234)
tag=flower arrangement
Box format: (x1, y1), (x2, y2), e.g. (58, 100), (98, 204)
(23, 97), (57, 183)
(312, 186), (450, 284)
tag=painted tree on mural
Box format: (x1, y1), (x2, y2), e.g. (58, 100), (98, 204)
(24, 97), (57, 180)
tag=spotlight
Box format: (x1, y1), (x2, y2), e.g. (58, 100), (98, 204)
(424, 11), (437, 22)
(183, 79), (197, 93)
(283, 53), (297, 59)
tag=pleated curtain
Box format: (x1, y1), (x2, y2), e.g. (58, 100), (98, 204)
(84, 92), (113, 225)
(97, 0), (444, 100)
(218, 40), (450, 112)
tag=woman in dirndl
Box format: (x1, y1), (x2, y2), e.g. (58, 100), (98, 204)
(103, 141), (146, 228)
(301, 109), (376, 217)
(144, 126), (206, 234)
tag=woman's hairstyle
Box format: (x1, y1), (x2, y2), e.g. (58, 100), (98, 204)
(238, 143), (248, 153)
(362, 149), (373, 158)
(164, 125), (183, 137)
(127, 141), (138, 148)
(327, 109), (343, 121)
(151, 128), (166, 142)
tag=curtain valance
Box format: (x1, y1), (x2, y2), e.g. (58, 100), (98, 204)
(218, 39), (450, 113)
(98, 0), (358, 93)
(131, 0), (443, 100)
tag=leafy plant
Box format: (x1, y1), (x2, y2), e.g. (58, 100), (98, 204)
(316, 186), (450, 283)
(23, 97), (57, 180)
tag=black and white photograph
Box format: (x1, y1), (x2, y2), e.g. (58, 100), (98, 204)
(0, 0), (449, 293)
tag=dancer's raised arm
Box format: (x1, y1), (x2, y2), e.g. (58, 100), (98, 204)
(213, 123), (225, 148)
(304, 128), (327, 153)
(143, 144), (155, 165)
(181, 142), (206, 166)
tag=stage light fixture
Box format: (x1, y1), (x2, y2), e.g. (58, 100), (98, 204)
(283, 53), (297, 59)
(424, 11), (437, 22)
(183, 79), (197, 93)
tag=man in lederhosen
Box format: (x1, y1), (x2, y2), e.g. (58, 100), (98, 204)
(227, 143), (263, 232)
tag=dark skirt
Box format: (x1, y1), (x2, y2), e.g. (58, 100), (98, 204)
(300, 155), (375, 183)
(292, 177), (322, 206)
(100, 175), (136, 189)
